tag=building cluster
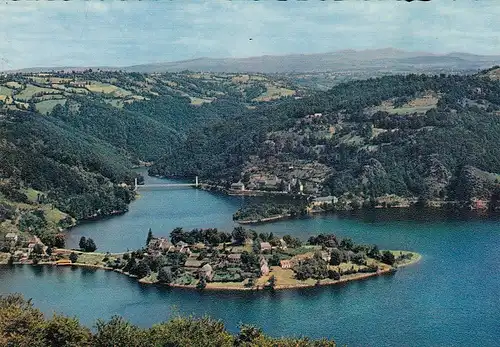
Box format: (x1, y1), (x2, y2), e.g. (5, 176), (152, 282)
(146, 236), (288, 282)
(2, 233), (48, 263)
(230, 175), (304, 194)
(147, 237), (191, 256)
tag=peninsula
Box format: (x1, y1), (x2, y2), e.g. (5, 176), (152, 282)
(0, 227), (420, 291)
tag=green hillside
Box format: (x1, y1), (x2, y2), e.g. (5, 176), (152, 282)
(0, 70), (301, 245)
(3, 68), (500, 248)
(151, 70), (500, 209)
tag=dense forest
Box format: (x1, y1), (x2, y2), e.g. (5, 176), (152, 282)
(2, 68), (500, 245)
(0, 71), (297, 242)
(0, 294), (336, 347)
(151, 69), (500, 208)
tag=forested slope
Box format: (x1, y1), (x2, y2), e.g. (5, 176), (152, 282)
(0, 70), (299, 245)
(152, 69), (500, 208)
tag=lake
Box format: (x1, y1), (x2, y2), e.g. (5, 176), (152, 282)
(1, 172), (499, 347)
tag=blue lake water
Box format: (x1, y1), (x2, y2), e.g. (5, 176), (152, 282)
(1, 171), (499, 346)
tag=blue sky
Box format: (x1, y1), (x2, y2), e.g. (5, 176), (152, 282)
(0, 1), (499, 70)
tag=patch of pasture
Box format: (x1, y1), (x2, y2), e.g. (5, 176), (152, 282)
(15, 84), (62, 101)
(253, 84), (296, 102)
(35, 99), (67, 115)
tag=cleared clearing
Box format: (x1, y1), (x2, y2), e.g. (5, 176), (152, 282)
(15, 84), (62, 101)
(104, 99), (124, 108)
(374, 95), (439, 115)
(231, 75), (250, 83)
(5, 81), (23, 89)
(253, 85), (296, 102)
(190, 97), (214, 105)
(85, 82), (133, 97)
(35, 99), (67, 115)
(0, 86), (14, 96)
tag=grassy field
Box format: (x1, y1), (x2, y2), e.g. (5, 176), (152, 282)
(0, 85), (14, 96)
(85, 82), (132, 97)
(374, 96), (438, 115)
(15, 84), (62, 101)
(259, 266), (316, 287)
(390, 250), (421, 266)
(5, 81), (22, 89)
(51, 84), (89, 94)
(253, 85), (295, 102)
(35, 99), (67, 115)
(42, 206), (67, 225)
(206, 281), (252, 289)
(74, 252), (121, 266)
(189, 97), (214, 105)
(104, 99), (124, 108)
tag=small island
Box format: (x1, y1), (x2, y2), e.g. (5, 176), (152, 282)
(1, 227), (420, 291)
(232, 202), (308, 224)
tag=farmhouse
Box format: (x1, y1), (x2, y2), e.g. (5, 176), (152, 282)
(312, 195), (338, 206)
(200, 263), (213, 280)
(184, 259), (203, 269)
(260, 242), (272, 252)
(228, 253), (242, 262)
(148, 237), (171, 252)
(5, 233), (18, 243)
(280, 260), (293, 269)
(230, 182), (246, 191)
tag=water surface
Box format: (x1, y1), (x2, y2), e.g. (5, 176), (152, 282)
(1, 172), (499, 347)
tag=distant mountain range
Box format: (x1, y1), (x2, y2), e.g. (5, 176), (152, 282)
(6, 48), (500, 74)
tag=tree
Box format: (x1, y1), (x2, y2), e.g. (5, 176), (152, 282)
(252, 240), (261, 254)
(69, 252), (78, 263)
(32, 243), (44, 255)
(131, 261), (150, 279)
(197, 277), (206, 289)
(43, 314), (92, 347)
(170, 227), (185, 244)
(269, 254), (280, 266)
(368, 245), (380, 259)
(352, 252), (366, 265)
(245, 277), (256, 288)
(232, 226), (247, 245)
(381, 251), (396, 266)
(157, 266), (173, 284)
(146, 228), (153, 246)
(123, 258), (136, 273)
(283, 235), (302, 248)
(339, 238), (354, 250)
(267, 275), (276, 289)
(53, 234), (65, 248)
(329, 248), (342, 266)
(93, 316), (144, 347)
(85, 238), (97, 252)
(328, 269), (341, 280)
(79, 237), (87, 250)
(278, 179), (286, 192)
(236, 324), (263, 344)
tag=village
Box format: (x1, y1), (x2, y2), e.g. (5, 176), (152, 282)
(0, 226), (419, 291)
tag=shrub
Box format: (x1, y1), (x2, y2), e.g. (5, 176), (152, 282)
(381, 251), (396, 266)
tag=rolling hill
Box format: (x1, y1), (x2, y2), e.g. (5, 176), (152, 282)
(7, 48), (500, 74)
(151, 67), (500, 210)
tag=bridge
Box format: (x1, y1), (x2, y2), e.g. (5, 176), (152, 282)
(134, 176), (198, 190)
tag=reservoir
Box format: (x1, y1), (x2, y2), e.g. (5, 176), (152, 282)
(1, 172), (499, 347)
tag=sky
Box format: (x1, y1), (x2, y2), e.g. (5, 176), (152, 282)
(1, 1), (499, 70)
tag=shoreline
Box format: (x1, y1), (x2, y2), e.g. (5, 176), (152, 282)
(3, 250), (422, 293)
(235, 214), (291, 225)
